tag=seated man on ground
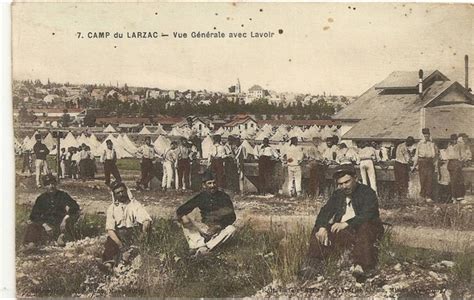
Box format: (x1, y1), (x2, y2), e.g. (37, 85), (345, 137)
(23, 174), (80, 247)
(300, 164), (384, 282)
(101, 181), (152, 272)
(176, 170), (237, 256)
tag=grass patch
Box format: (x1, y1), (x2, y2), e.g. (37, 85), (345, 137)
(128, 220), (279, 297)
(116, 158), (141, 171)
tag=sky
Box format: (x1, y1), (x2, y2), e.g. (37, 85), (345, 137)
(12, 2), (473, 96)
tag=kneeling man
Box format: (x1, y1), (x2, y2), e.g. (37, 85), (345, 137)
(303, 165), (384, 281)
(24, 174), (80, 247)
(176, 170), (236, 256)
(102, 182), (152, 271)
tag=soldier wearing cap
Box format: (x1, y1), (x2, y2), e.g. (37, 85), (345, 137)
(23, 174), (80, 247)
(412, 128), (438, 203)
(394, 136), (416, 199)
(176, 170), (236, 256)
(100, 139), (122, 186)
(300, 164), (384, 282)
(33, 133), (50, 188)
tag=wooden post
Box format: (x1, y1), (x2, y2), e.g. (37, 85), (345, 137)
(56, 134), (61, 183)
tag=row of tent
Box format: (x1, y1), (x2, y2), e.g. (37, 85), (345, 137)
(104, 123), (341, 142)
(17, 130), (331, 161)
(17, 131), (180, 159)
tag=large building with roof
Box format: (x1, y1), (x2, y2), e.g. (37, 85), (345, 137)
(334, 69), (473, 141)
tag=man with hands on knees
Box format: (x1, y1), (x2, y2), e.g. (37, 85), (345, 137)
(23, 174), (80, 248)
(300, 164), (384, 282)
(101, 181), (152, 273)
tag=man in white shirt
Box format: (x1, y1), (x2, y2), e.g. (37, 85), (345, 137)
(100, 139), (122, 186)
(162, 141), (178, 191)
(208, 135), (230, 189)
(100, 182), (152, 273)
(136, 136), (157, 190)
(285, 137), (305, 197)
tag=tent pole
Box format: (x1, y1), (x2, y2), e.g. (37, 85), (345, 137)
(56, 134), (60, 183)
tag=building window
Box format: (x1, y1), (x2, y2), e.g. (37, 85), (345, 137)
(245, 124), (248, 130)
(199, 124), (202, 130)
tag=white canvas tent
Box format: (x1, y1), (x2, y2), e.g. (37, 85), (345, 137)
(119, 134), (138, 154)
(139, 126), (152, 135)
(43, 132), (56, 151)
(153, 135), (171, 155)
(240, 140), (255, 157)
(62, 132), (80, 150)
(95, 134), (133, 158)
(87, 133), (102, 154)
(270, 131), (286, 142)
(103, 124), (117, 133)
(154, 124), (167, 135)
(255, 130), (271, 141)
(169, 127), (183, 137)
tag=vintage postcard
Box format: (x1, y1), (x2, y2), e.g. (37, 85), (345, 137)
(9, 2), (474, 298)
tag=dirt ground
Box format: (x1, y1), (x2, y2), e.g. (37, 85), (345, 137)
(15, 172), (474, 231)
(14, 174), (474, 298)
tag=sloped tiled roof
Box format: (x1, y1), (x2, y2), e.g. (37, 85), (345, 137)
(340, 80), (473, 140)
(374, 70), (440, 89)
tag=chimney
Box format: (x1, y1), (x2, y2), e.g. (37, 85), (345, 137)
(465, 55), (469, 90)
(418, 69), (424, 94)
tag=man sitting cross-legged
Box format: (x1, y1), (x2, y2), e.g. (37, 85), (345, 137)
(176, 170), (237, 256)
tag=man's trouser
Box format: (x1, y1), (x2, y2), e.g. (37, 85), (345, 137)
(162, 161), (174, 189)
(447, 159), (465, 198)
(394, 161), (409, 198)
(140, 158), (155, 188)
(258, 156), (273, 194)
(307, 218), (384, 272)
(225, 158), (240, 193)
(211, 158), (225, 188)
(104, 160), (121, 186)
(24, 216), (78, 245)
(60, 161), (66, 178)
(418, 158), (435, 199)
(181, 221), (236, 251)
(359, 159), (377, 194)
(287, 165), (302, 196)
(102, 227), (139, 265)
(35, 159), (49, 186)
(177, 158), (191, 190)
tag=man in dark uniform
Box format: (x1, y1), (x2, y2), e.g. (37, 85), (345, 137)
(176, 170), (237, 256)
(23, 174), (80, 247)
(256, 137), (279, 195)
(300, 165), (384, 282)
(101, 139), (122, 186)
(394, 136), (415, 200)
(33, 133), (50, 188)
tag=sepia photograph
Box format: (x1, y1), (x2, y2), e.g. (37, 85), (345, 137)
(7, 1), (474, 298)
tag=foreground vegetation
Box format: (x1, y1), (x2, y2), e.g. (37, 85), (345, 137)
(16, 203), (473, 297)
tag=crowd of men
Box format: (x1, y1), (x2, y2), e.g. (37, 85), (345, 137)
(21, 127), (472, 204)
